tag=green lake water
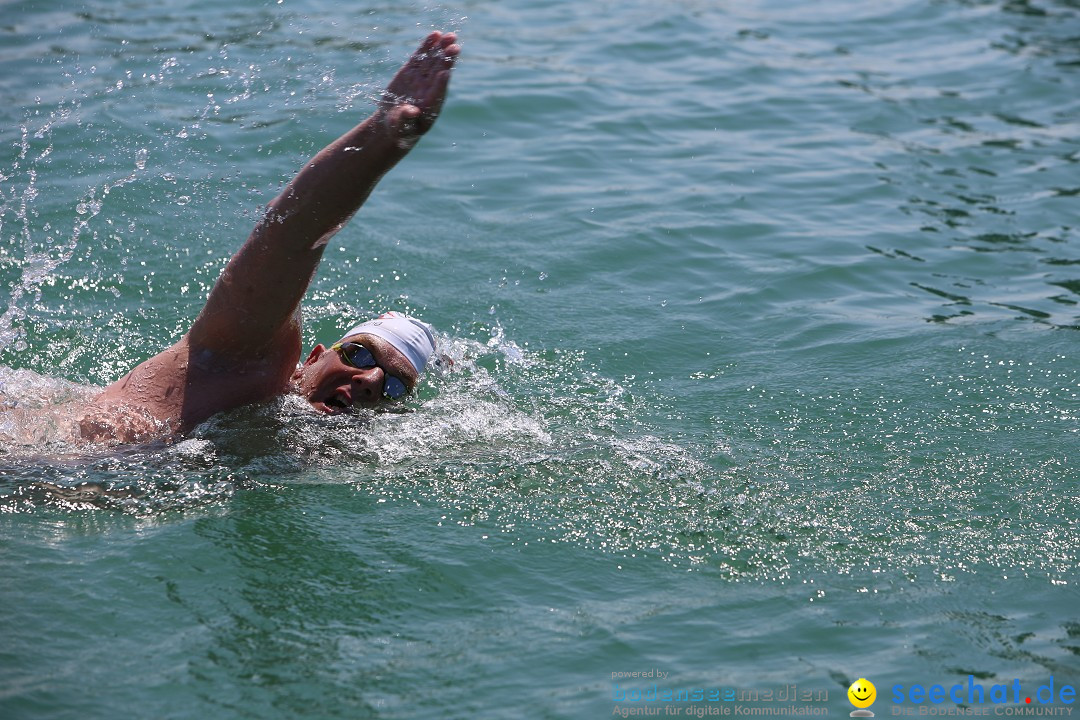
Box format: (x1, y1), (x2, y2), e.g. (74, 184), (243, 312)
(1, 0), (1077, 717)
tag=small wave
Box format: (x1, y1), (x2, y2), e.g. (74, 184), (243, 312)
(0, 367), (98, 449)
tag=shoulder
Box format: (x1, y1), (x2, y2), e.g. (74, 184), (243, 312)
(88, 330), (302, 440)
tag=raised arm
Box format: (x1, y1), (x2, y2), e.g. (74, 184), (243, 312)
(188, 31), (459, 356)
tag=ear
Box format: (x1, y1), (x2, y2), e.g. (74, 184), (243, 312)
(291, 344), (327, 383)
(304, 344), (328, 366)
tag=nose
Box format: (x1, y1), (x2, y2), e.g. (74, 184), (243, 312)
(350, 367), (384, 403)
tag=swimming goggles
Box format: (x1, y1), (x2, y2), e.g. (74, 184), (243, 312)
(330, 341), (409, 400)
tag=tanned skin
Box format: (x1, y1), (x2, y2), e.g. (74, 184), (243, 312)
(79, 32), (460, 443)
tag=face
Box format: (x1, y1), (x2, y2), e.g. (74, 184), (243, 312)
(292, 333), (419, 413)
(847, 679), (876, 709)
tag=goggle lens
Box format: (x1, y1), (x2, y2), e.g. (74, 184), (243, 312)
(332, 342), (409, 400)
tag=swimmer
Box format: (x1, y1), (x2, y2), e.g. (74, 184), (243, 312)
(77, 31), (460, 443)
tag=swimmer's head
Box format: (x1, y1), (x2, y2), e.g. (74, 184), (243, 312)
(338, 312), (436, 376)
(292, 312), (435, 413)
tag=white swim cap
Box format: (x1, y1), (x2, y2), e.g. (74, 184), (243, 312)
(341, 311), (436, 375)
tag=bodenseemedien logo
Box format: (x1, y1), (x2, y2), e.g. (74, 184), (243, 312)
(848, 678), (877, 717)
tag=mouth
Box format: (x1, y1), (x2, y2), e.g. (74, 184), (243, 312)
(320, 389), (352, 413)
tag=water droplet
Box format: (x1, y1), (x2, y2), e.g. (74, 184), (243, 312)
(135, 148), (148, 171)
(176, 196), (191, 206)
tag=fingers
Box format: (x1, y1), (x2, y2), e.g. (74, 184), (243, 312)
(438, 32), (460, 60)
(417, 31), (460, 61)
(428, 68), (451, 109)
(438, 32), (458, 52)
(419, 31), (441, 53)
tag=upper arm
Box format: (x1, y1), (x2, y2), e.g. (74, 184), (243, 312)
(186, 211), (327, 356)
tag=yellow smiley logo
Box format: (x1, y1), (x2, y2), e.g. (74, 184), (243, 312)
(848, 678), (876, 709)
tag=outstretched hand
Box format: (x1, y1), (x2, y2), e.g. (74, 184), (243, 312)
(380, 31), (460, 146)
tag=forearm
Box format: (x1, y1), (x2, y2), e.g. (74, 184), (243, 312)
(250, 29), (456, 257)
(260, 111), (410, 251)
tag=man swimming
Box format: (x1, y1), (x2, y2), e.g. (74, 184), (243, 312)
(77, 31), (460, 443)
